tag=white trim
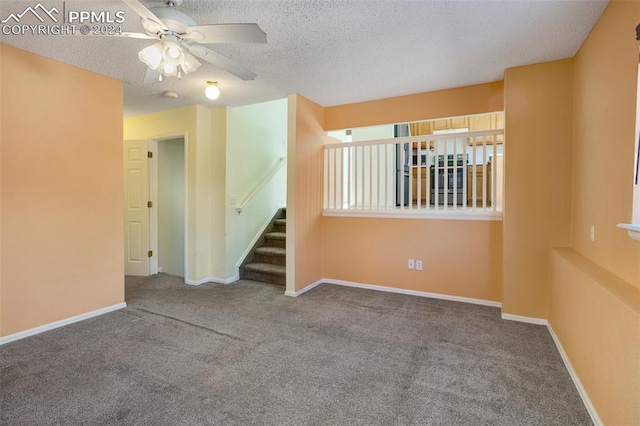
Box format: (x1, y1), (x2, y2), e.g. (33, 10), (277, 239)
(291, 278), (502, 307)
(547, 324), (603, 426)
(617, 223), (640, 241)
(149, 139), (159, 275)
(284, 279), (324, 297)
(183, 132), (190, 283)
(225, 274), (239, 284)
(323, 209), (502, 221)
(185, 275), (237, 286)
(142, 132), (189, 282)
(0, 303), (127, 345)
(500, 313), (548, 325)
(236, 157), (287, 214)
(284, 277), (601, 424)
(501, 313), (602, 424)
(234, 206), (283, 280)
(323, 129), (504, 149)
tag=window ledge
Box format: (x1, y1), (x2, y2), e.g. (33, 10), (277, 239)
(617, 223), (640, 241)
(323, 209), (502, 221)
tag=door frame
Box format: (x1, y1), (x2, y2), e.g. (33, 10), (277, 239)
(123, 139), (152, 276)
(148, 133), (188, 280)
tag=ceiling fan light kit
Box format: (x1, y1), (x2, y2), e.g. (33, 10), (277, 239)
(122, 0), (267, 84)
(138, 35), (201, 80)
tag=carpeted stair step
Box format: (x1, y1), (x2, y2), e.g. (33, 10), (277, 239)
(264, 232), (286, 249)
(274, 218), (286, 233)
(243, 262), (286, 286)
(254, 246), (286, 266)
(239, 207), (287, 286)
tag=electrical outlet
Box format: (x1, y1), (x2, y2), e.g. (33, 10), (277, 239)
(416, 260), (423, 271)
(408, 259), (415, 270)
(590, 225), (595, 242)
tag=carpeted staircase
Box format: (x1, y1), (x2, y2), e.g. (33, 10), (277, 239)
(240, 208), (286, 286)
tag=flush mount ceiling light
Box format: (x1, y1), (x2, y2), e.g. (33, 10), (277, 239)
(138, 35), (201, 82)
(205, 81), (221, 100)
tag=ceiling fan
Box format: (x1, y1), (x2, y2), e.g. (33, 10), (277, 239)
(120, 0), (266, 83)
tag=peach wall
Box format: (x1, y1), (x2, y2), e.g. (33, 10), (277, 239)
(502, 59), (574, 318)
(320, 83), (504, 301)
(546, 2), (640, 423)
(324, 81), (504, 130)
(0, 44), (124, 336)
(323, 218), (502, 302)
(287, 94), (330, 292)
(572, 0), (640, 288)
(549, 248), (640, 425)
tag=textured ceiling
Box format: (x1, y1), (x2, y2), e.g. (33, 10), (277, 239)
(1, 0), (609, 117)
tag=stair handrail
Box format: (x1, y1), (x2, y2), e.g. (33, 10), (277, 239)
(236, 157), (287, 214)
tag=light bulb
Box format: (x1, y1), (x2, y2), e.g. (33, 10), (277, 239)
(139, 43), (163, 70)
(163, 41), (182, 64)
(166, 46), (182, 59)
(163, 61), (177, 76)
(181, 52), (201, 74)
(205, 83), (220, 100)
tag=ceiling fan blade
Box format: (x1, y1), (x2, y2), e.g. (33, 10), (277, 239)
(121, 0), (168, 32)
(117, 31), (158, 40)
(187, 45), (257, 81)
(184, 23), (267, 44)
(143, 67), (162, 85)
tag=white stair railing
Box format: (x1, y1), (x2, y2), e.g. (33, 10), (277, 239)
(236, 157), (287, 214)
(323, 130), (504, 218)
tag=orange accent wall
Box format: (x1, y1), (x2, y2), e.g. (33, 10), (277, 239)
(502, 59), (574, 318)
(320, 83), (504, 302)
(549, 248), (640, 425)
(571, 0), (640, 287)
(324, 81), (504, 130)
(547, 2), (640, 423)
(0, 44), (124, 337)
(288, 94), (330, 291)
(323, 218), (502, 301)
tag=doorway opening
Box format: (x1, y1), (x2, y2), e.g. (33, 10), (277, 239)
(152, 137), (186, 278)
(123, 136), (186, 279)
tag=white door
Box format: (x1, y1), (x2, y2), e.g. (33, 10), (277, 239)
(124, 140), (150, 276)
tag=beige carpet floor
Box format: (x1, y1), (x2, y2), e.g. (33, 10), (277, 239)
(0, 274), (592, 425)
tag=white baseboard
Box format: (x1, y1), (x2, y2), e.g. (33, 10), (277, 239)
(325, 278), (502, 307)
(500, 313), (548, 325)
(286, 278), (502, 307)
(501, 313), (602, 424)
(0, 302), (127, 345)
(185, 275), (237, 286)
(547, 324), (602, 426)
(185, 277), (213, 286)
(284, 279), (324, 297)
(225, 274), (239, 284)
